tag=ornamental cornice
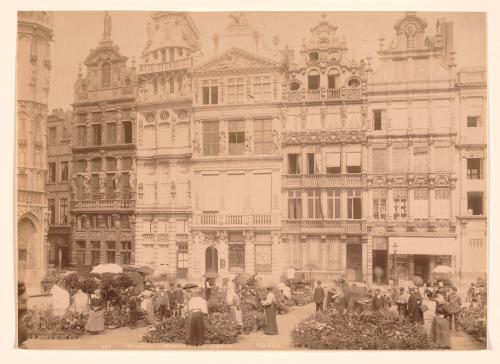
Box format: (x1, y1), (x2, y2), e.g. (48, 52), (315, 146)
(282, 130), (366, 145)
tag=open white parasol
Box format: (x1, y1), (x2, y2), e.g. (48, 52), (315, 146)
(432, 265), (453, 274)
(91, 263), (123, 274)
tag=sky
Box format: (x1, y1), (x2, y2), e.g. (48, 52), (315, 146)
(47, 11), (487, 111)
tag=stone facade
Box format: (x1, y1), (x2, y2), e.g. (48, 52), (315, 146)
(17, 11), (53, 294)
(69, 13), (138, 275)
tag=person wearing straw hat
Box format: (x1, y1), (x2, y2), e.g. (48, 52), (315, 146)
(430, 294), (452, 348)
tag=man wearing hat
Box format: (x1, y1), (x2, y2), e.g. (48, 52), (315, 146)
(167, 283), (176, 318)
(396, 287), (409, 317)
(156, 285), (170, 321)
(447, 287), (462, 331)
(174, 283), (185, 317)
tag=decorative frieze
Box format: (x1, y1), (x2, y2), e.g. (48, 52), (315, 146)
(282, 130), (366, 145)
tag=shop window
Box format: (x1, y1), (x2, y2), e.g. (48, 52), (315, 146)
(202, 120), (219, 156)
(228, 120), (245, 155)
(347, 190), (362, 219)
(92, 124), (102, 146)
(346, 152), (361, 173)
(254, 118), (273, 154)
(467, 158), (482, 179)
(326, 152), (341, 174)
(372, 148), (388, 173)
(60, 162), (69, 181)
(373, 190), (387, 220)
(307, 190), (322, 219)
(123, 121), (133, 143)
(48, 163), (56, 183)
(228, 244), (245, 271)
(393, 188), (408, 220)
(327, 190), (341, 219)
(288, 154), (300, 174)
(48, 126), (57, 144)
(467, 116), (480, 127)
(288, 190), (302, 219)
(255, 245), (272, 273)
(467, 192), (483, 215)
(308, 69), (320, 90)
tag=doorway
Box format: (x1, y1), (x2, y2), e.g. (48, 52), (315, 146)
(414, 255), (430, 282)
(372, 250), (388, 283)
(346, 244), (362, 281)
(205, 246), (218, 273)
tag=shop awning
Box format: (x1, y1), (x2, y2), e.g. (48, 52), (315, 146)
(388, 237), (456, 255)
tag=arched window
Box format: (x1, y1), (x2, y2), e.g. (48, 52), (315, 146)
(347, 78), (360, 88)
(101, 62), (111, 88)
(308, 69), (320, 90)
(327, 69), (340, 89)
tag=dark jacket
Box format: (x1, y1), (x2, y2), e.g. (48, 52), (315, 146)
(313, 286), (325, 304)
(407, 292), (424, 323)
(156, 291), (170, 309)
(167, 290), (176, 307)
(372, 294), (386, 310)
(174, 288), (184, 305)
(447, 293), (462, 313)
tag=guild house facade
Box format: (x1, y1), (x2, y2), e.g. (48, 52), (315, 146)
(31, 11), (486, 288)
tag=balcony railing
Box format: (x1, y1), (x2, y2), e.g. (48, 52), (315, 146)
(456, 70), (487, 86)
(139, 58), (193, 74)
(71, 199), (135, 210)
(283, 174), (366, 188)
(193, 213), (278, 227)
(284, 87), (363, 103)
(282, 219), (367, 233)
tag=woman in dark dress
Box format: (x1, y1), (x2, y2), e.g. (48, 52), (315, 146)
(186, 289), (208, 346)
(261, 287), (278, 335)
(430, 295), (452, 348)
(86, 289), (105, 334)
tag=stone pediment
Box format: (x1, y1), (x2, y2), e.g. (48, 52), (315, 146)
(194, 47), (281, 74)
(84, 44), (128, 66)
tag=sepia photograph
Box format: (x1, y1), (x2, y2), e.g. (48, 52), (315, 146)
(13, 5), (491, 353)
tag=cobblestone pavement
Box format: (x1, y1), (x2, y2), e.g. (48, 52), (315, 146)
(24, 300), (485, 350)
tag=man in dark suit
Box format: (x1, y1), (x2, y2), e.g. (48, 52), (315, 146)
(174, 283), (184, 317)
(372, 288), (386, 311)
(447, 287), (462, 331)
(313, 280), (325, 312)
(167, 283), (176, 318)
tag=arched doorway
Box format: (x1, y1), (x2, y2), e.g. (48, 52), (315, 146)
(18, 217), (39, 276)
(205, 246), (218, 274)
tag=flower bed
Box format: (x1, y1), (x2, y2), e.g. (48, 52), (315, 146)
(24, 309), (86, 340)
(291, 289), (314, 306)
(458, 306), (487, 340)
(104, 307), (130, 328)
(143, 312), (241, 344)
(291, 309), (433, 350)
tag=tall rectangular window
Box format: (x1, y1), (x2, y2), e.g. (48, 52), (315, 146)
(254, 118), (273, 154)
(74, 160), (87, 173)
(76, 241), (86, 267)
(106, 157), (117, 171)
(77, 126), (87, 146)
(227, 78), (245, 104)
(253, 76), (272, 102)
(326, 152), (341, 174)
(413, 147), (428, 172)
(107, 123), (117, 144)
(91, 158), (102, 172)
(467, 116), (480, 127)
(120, 241), (132, 265)
(48, 162), (56, 183)
(433, 146), (450, 171)
(123, 121), (133, 143)
(373, 110), (386, 130)
(373, 189), (387, 220)
(346, 152), (361, 173)
(308, 70), (320, 90)
(202, 121), (219, 156)
(393, 188), (408, 220)
(288, 190), (302, 219)
(307, 153), (316, 174)
(412, 188), (428, 219)
(60, 161), (69, 181)
(91, 241), (101, 266)
(59, 198), (68, 224)
(307, 190), (322, 219)
(326, 190), (341, 219)
(347, 190), (362, 219)
(106, 241), (116, 264)
(255, 244), (272, 273)
(434, 188), (450, 218)
(372, 148), (388, 173)
(228, 120), (245, 155)
(467, 158), (482, 179)
(202, 80), (218, 105)
(288, 154), (300, 174)
(48, 199), (56, 225)
(92, 124), (102, 146)
(393, 148), (409, 173)
(48, 127), (57, 144)
(177, 244), (188, 277)
(467, 192), (483, 215)
(228, 244), (245, 271)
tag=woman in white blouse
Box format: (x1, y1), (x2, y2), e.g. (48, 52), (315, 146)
(261, 287), (279, 335)
(185, 288), (208, 346)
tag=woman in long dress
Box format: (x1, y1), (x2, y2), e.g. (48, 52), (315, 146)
(261, 287), (278, 335)
(186, 289), (208, 346)
(227, 284), (243, 326)
(86, 289), (105, 334)
(138, 286), (155, 324)
(430, 295), (452, 349)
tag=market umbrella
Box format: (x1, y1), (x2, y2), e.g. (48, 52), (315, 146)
(183, 282), (198, 290)
(91, 263), (123, 274)
(233, 272), (253, 286)
(203, 272), (219, 279)
(432, 265), (453, 274)
(124, 265), (154, 275)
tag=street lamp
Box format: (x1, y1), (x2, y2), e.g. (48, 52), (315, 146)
(392, 242), (399, 288)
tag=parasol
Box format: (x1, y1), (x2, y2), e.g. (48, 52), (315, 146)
(203, 271), (219, 279)
(124, 265), (154, 275)
(432, 265), (453, 274)
(233, 272), (253, 286)
(183, 282), (198, 290)
(91, 263), (123, 274)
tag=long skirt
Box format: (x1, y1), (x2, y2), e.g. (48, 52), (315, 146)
(230, 306), (243, 325)
(430, 316), (451, 348)
(186, 311), (205, 346)
(86, 309), (105, 333)
(141, 298), (154, 324)
(263, 303), (278, 335)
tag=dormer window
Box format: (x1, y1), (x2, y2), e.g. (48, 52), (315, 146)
(308, 70), (320, 90)
(289, 81), (301, 91)
(347, 78), (360, 88)
(309, 52), (319, 63)
(101, 62), (111, 88)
